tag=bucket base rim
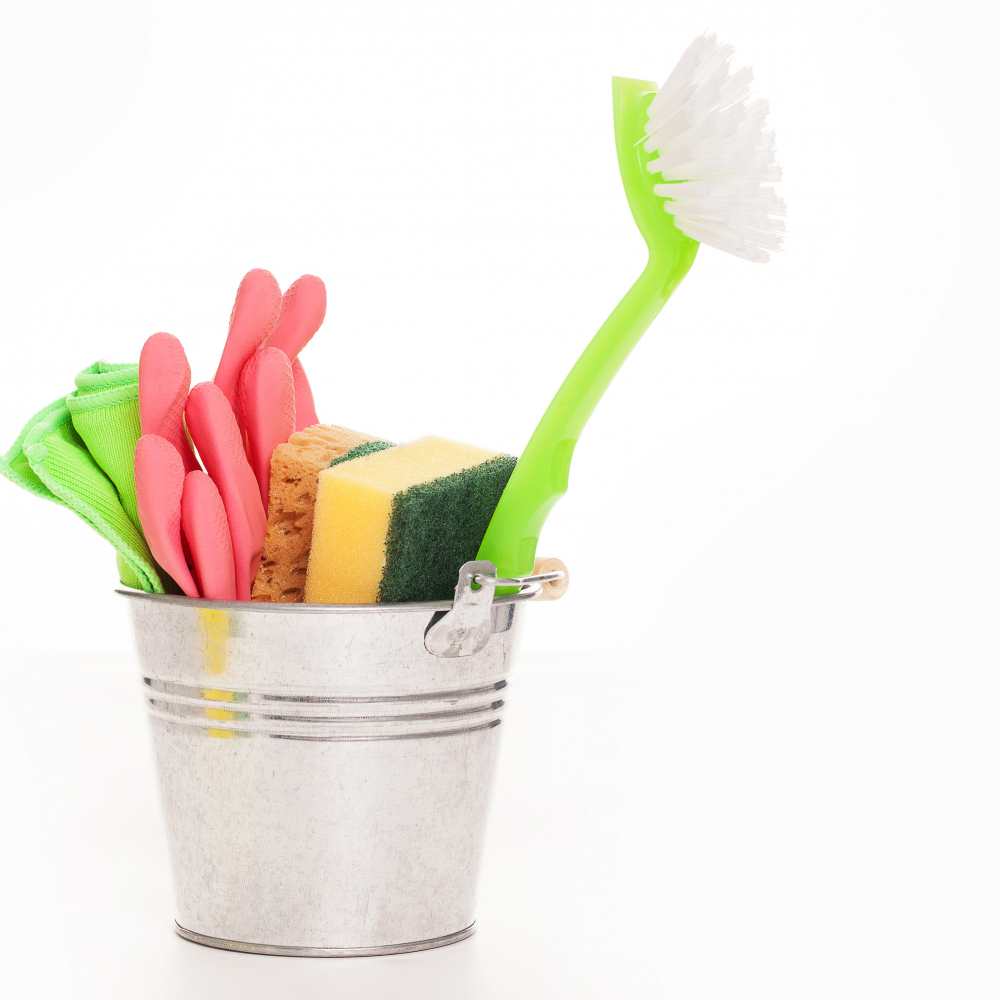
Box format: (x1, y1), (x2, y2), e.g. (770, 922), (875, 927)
(173, 920), (476, 957)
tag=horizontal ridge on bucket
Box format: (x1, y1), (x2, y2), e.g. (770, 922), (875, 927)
(143, 675), (508, 740)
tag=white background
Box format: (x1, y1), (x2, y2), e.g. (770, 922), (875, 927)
(1, 0), (998, 996)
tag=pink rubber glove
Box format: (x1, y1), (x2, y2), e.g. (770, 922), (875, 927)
(138, 333), (200, 474)
(263, 275), (326, 362)
(134, 434), (200, 598)
(238, 347), (295, 509)
(292, 358), (319, 430)
(182, 471), (237, 601)
(185, 382), (267, 600)
(213, 269), (282, 425)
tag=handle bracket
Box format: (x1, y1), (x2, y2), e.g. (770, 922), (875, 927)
(423, 561), (567, 658)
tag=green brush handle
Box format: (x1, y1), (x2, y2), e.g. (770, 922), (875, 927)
(477, 77), (700, 579)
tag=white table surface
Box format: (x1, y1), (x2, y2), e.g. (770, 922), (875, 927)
(3, 639), (998, 999)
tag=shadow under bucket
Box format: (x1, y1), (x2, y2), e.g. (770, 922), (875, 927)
(120, 569), (534, 957)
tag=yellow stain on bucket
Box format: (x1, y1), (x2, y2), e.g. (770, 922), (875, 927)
(196, 608), (242, 738)
(198, 608), (230, 676)
(203, 688), (245, 739)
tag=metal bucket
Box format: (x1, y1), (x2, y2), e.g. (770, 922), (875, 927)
(120, 563), (537, 957)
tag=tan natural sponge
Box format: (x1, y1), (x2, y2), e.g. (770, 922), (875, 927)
(251, 424), (378, 602)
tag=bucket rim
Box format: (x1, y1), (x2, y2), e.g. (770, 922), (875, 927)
(115, 586), (536, 615)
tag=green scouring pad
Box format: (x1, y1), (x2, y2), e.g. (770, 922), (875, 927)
(329, 439), (395, 467)
(304, 435), (516, 603)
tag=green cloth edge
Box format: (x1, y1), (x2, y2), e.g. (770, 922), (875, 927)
(66, 360), (140, 412)
(0, 393), (163, 593)
(0, 396), (68, 501)
(23, 402), (162, 592)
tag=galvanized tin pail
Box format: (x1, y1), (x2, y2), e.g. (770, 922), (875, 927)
(120, 565), (539, 957)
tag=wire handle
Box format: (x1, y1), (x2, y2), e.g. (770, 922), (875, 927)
(473, 570), (565, 589)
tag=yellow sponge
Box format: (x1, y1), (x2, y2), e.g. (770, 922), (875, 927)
(304, 435), (516, 604)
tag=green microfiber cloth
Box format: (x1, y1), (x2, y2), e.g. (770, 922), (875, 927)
(65, 361), (143, 532)
(0, 363), (164, 592)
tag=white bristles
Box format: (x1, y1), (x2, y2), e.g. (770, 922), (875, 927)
(644, 34), (785, 263)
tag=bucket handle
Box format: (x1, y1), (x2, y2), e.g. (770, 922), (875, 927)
(423, 560), (566, 658)
(472, 569), (565, 589)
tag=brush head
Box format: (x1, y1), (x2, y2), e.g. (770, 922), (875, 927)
(643, 33), (784, 263)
